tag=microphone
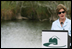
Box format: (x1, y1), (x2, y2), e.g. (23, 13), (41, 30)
(61, 22), (64, 30)
(61, 22), (63, 25)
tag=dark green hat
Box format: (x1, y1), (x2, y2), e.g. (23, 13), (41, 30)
(43, 36), (60, 47)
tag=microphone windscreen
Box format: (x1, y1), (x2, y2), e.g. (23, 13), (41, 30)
(61, 22), (63, 24)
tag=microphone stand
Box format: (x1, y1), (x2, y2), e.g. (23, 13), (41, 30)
(61, 22), (71, 48)
(61, 22), (64, 30)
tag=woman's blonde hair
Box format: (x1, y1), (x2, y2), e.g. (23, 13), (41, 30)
(56, 4), (67, 15)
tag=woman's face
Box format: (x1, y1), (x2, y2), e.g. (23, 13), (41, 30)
(58, 9), (66, 19)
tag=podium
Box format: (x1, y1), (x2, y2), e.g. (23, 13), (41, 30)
(42, 30), (70, 48)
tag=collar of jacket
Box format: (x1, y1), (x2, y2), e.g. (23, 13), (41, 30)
(57, 17), (68, 28)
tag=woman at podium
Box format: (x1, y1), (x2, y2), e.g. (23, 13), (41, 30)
(51, 4), (71, 48)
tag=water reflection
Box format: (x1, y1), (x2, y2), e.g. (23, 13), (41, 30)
(1, 20), (52, 48)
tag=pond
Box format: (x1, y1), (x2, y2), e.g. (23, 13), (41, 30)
(1, 20), (52, 48)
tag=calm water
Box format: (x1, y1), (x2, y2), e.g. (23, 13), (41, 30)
(1, 20), (52, 48)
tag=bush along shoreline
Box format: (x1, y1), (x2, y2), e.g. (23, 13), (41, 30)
(1, 1), (71, 22)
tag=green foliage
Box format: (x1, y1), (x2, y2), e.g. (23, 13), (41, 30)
(1, 1), (71, 21)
